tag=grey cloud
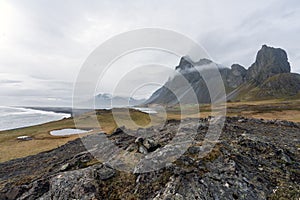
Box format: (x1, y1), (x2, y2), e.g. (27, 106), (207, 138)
(0, 0), (299, 106)
(0, 79), (22, 84)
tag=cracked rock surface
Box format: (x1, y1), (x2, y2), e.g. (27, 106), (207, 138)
(0, 117), (299, 199)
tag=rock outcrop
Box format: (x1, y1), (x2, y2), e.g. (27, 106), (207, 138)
(1, 117), (299, 199)
(227, 64), (247, 88)
(246, 45), (291, 83)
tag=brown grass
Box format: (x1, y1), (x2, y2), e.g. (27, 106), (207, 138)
(166, 99), (300, 122)
(1, 99), (300, 163)
(0, 109), (151, 162)
(0, 118), (78, 162)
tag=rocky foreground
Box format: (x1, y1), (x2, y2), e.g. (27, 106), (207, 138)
(0, 117), (300, 200)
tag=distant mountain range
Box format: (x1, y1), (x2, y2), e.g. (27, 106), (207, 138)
(93, 93), (145, 108)
(145, 45), (300, 105)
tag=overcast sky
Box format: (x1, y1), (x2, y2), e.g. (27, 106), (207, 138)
(0, 0), (300, 106)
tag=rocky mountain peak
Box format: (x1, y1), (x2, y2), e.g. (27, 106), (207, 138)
(246, 45), (291, 83)
(225, 64), (247, 89)
(175, 56), (193, 71)
(230, 64), (247, 77)
(195, 58), (213, 66)
(175, 56), (213, 71)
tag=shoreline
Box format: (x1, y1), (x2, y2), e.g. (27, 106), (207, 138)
(26, 106), (157, 116)
(0, 106), (153, 132)
(0, 107), (71, 132)
(24, 106), (89, 116)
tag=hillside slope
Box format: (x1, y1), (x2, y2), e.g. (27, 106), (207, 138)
(234, 73), (300, 101)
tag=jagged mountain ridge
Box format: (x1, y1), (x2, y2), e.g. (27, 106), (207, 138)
(145, 45), (300, 104)
(145, 57), (248, 104)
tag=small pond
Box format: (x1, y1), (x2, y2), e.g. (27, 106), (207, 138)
(50, 128), (91, 136)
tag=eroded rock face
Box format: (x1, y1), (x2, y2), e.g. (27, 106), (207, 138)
(0, 117), (300, 199)
(226, 64), (247, 88)
(246, 45), (291, 83)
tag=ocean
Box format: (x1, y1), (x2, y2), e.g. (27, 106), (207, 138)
(0, 106), (71, 131)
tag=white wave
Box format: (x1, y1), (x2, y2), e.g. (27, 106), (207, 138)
(0, 106), (71, 131)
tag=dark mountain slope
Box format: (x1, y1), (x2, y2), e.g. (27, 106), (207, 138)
(244, 73), (300, 100)
(145, 57), (247, 105)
